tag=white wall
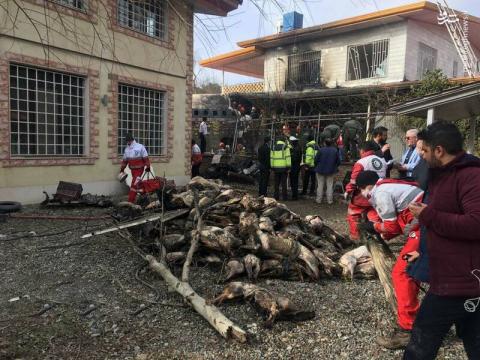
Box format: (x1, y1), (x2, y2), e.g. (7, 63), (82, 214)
(404, 19), (477, 80)
(263, 21), (408, 92)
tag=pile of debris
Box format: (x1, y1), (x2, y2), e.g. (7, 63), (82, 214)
(127, 177), (375, 282)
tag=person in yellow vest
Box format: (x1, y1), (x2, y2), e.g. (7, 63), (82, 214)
(302, 135), (319, 196)
(270, 138), (291, 201)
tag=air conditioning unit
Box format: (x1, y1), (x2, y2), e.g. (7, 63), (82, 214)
(283, 11), (303, 32)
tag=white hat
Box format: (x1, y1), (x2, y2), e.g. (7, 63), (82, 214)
(289, 136), (298, 141)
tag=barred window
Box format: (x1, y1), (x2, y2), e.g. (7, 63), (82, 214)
(117, 84), (166, 156)
(347, 39), (389, 81)
(417, 43), (437, 79)
(286, 50), (322, 91)
(117, 0), (167, 39)
(9, 64), (86, 157)
(53, 0), (86, 10)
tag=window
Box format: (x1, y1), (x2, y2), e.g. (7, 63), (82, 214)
(417, 43), (437, 79)
(9, 64), (86, 157)
(347, 39), (389, 81)
(193, 109), (199, 116)
(117, 84), (165, 156)
(117, 0), (167, 39)
(286, 50), (322, 91)
(453, 60), (458, 77)
(53, 0), (86, 10)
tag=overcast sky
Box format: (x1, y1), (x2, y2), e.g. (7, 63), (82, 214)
(193, 0), (478, 85)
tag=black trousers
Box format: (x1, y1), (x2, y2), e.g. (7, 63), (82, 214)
(290, 169), (300, 200)
(404, 292), (480, 360)
(273, 171), (288, 201)
(302, 168), (316, 195)
(200, 134), (206, 153)
(258, 169), (270, 197)
(191, 164), (200, 178)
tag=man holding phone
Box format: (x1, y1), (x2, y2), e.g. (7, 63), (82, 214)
(404, 122), (480, 360)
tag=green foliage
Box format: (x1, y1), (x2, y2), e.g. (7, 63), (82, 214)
(194, 82), (222, 94)
(393, 70), (478, 155)
(408, 69), (453, 98)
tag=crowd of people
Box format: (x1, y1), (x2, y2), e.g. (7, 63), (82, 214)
(344, 122), (480, 359)
(205, 119), (480, 358)
(127, 118), (479, 359)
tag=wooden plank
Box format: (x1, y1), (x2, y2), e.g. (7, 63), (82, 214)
(80, 209), (189, 239)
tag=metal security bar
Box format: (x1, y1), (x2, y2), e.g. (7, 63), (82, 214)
(9, 64), (86, 157)
(53, 0), (86, 10)
(347, 39), (389, 80)
(117, 0), (167, 39)
(285, 50), (322, 91)
(417, 42), (438, 79)
(117, 84), (166, 156)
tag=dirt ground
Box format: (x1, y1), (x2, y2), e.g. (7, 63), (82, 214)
(0, 188), (468, 360)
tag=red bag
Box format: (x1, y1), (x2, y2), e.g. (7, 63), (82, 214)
(136, 172), (164, 193)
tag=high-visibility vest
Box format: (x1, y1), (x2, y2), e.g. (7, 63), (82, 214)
(270, 141), (291, 170)
(304, 140), (318, 167)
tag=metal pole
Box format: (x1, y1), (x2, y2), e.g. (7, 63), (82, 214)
(365, 102), (371, 141)
(427, 108), (435, 125)
(315, 113), (321, 144)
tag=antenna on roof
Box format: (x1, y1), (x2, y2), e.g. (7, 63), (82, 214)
(436, 0), (479, 78)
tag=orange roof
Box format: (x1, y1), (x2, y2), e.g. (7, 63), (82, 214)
(199, 46), (264, 78)
(238, 1), (438, 48)
(200, 1), (480, 76)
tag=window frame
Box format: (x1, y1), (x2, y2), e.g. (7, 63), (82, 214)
(346, 39), (390, 81)
(116, 0), (168, 41)
(417, 42), (438, 80)
(51, 0), (87, 12)
(285, 50), (322, 91)
(9, 63), (88, 158)
(117, 83), (167, 157)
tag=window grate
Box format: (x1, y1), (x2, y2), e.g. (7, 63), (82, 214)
(117, 0), (167, 39)
(286, 50), (322, 91)
(347, 39), (389, 81)
(52, 0), (86, 10)
(117, 84), (166, 156)
(417, 43), (437, 79)
(9, 64), (86, 157)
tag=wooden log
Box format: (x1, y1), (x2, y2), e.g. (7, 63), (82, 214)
(362, 230), (397, 316)
(146, 255), (247, 343)
(80, 209), (189, 238)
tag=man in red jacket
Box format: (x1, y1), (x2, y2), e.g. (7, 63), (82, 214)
(404, 122), (480, 360)
(355, 171), (424, 349)
(345, 141), (387, 241)
(120, 133), (150, 203)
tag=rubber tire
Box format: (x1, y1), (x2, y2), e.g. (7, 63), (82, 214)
(0, 201), (22, 214)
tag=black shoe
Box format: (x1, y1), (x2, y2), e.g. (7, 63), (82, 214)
(376, 328), (411, 350)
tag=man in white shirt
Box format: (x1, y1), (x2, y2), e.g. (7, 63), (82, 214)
(199, 117), (208, 153)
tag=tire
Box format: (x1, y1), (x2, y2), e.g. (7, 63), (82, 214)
(0, 201), (22, 214)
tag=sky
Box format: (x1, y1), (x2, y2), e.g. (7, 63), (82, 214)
(193, 0), (479, 86)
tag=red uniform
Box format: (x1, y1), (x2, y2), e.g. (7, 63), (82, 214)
(369, 179), (424, 330)
(346, 150), (387, 240)
(120, 141), (150, 203)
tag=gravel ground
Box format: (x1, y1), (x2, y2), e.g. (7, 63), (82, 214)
(0, 190), (468, 359)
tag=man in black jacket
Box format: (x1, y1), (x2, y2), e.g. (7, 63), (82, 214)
(372, 126), (393, 177)
(258, 136), (271, 196)
(289, 136), (302, 200)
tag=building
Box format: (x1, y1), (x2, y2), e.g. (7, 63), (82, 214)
(201, 1), (480, 92)
(0, 0), (242, 204)
(200, 1), (480, 157)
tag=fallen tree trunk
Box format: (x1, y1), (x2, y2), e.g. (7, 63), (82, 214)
(146, 255), (247, 343)
(362, 231), (397, 316)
